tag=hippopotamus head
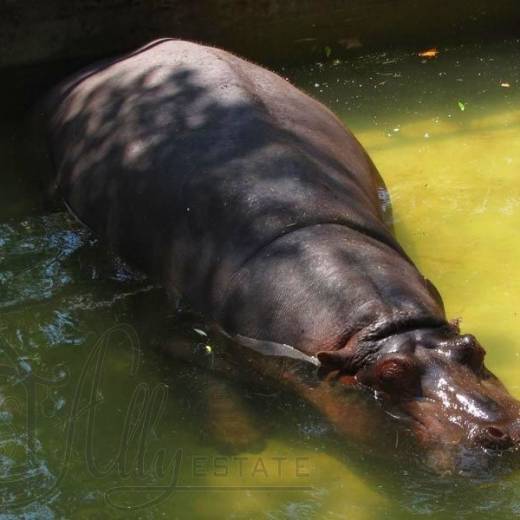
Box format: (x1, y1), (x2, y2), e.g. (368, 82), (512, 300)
(318, 324), (520, 474)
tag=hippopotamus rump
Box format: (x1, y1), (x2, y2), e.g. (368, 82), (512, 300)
(43, 39), (520, 473)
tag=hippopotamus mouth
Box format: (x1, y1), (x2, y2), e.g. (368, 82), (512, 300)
(318, 325), (520, 475)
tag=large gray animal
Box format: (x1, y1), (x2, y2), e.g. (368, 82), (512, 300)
(44, 39), (520, 474)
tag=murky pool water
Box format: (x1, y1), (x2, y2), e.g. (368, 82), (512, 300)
(1, 40), (519, 518)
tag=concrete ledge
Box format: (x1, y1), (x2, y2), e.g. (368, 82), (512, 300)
(1, 0), (519, 118)
(2, 0), (520, 69)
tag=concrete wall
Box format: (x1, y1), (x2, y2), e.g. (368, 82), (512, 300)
(1, 0), (519, 116)
(2, 0), (520, 68)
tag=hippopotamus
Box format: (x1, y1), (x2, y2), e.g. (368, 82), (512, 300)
(42, 38), (520, 474)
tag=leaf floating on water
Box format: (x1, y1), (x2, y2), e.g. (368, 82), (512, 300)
(324, 46), (332, 59)
(418, 48), (439, 59)
(457, 101), (465, 111)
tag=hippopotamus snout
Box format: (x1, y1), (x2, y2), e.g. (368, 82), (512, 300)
(325, 327), (520, 474)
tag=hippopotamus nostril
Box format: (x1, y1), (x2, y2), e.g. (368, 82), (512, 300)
(488, 426), (506, 439)
(481, 426), (513, 450)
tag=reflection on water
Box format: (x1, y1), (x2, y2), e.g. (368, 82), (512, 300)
(1, 40), (520, 518)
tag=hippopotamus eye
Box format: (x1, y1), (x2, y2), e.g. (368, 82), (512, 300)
(375, 357), (418, 393)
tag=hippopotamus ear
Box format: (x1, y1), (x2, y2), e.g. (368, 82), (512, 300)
(317, 349), (360, 375)
(449, 318), (462, 334)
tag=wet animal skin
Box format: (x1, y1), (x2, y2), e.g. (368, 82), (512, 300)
(43, 39), (520, 474)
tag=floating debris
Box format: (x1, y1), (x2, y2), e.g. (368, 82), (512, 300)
(457, 101), (465, 111)
(500, 82), (511, 88)
(418, 48), (439, 59)
(338, 37), (362, 50)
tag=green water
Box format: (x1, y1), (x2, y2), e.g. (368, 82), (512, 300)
(1, 40), (520, 518)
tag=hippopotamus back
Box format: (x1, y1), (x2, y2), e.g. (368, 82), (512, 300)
(45, 39), (445, 357)
(44, 39), (520, 475)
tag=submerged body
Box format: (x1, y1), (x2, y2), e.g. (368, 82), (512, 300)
(44, 39), (520, 473)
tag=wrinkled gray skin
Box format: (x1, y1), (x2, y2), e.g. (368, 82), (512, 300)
(44, 39), (520, 474)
